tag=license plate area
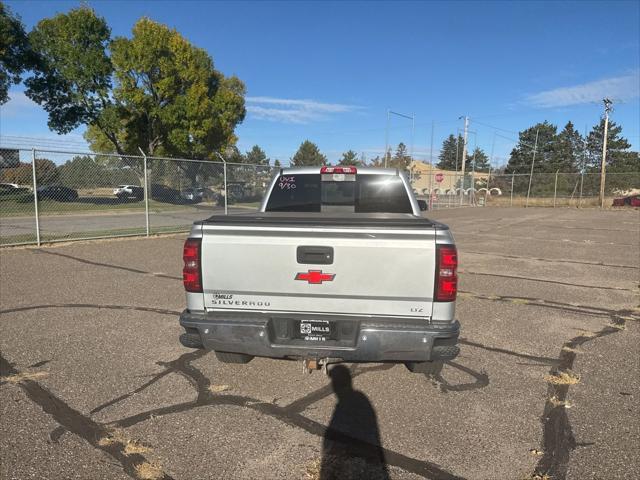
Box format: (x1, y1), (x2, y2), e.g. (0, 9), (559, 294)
(297, 319), (335, 341)
(268, 317), (357, 347)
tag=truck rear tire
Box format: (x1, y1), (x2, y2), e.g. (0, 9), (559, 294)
(405, 360), (443, 375)
(215, 351), (254, 364)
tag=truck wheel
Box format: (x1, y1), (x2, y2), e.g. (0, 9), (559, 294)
(405, 360), (443, 375)
(215, 351), (254, 364)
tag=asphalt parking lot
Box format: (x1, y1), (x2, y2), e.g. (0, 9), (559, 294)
(1, 207), (638, 480)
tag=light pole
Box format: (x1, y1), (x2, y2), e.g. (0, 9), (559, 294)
(459, 116), (469, 206)
(384, 110), (415, 168)
(214, 151), (228, 215)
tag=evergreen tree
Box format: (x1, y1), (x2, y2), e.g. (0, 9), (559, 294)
(369, 155), (384, 167)
(291, 140), (327, 166)
(585, 119), (632, 170)
(467, 147), (490, 172)
(551, 121), (582, 172)
(245, 145), (269, 165)
(338, 150), (366, 166)
(505, 121), (557, 174)
(389, 142), (411, 170)
(437, 134), (465, 170)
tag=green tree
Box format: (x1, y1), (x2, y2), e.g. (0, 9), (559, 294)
(467, 147), (490, 172)
(26, 11), (246, 185)
(505, 121), (558, 174)
(551, 121), (582, 172)
(291, 140), (327, 166)
(369, 153), (385, 168)
(245, 145), (269, 165)
(0, 159), (59, 185)
(389, 142), (411, 170)
(0, 2), (36, 103)
(91, 17), (245, 158)
(273, 159), (281, 168)
(585, 119), (632, 170)
(338, 150), (366, 167)
(437, 134), (465, 170)
(57, 155), (112, 188)
(25, 7), (113, 133)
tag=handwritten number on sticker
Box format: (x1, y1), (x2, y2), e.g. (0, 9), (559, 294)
(279, 176), (297, 190)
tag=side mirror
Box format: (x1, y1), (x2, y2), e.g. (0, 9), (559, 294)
(417, 199), (428, 211)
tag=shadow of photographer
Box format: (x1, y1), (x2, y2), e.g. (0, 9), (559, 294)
(320, 365), (389, 480)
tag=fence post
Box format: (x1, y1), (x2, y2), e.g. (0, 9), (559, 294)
(213, 152), (228, 215)
(224, 161), (228, 215)
(31, 148), (41, 246)
(510, 172), (514, 207)
(138, 147), (150, 236)
(578, 173), (584, 208)
(553, 170), (559, 208)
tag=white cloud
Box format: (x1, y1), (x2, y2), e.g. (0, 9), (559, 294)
(245, 96), (361, 124)
(525, 72), (640, 108)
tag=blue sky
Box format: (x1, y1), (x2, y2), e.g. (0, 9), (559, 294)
(1, 0), (639, 167)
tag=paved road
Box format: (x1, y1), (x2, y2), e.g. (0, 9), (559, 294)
(1, 207), (638, 480)
(0, 205), (252, 241)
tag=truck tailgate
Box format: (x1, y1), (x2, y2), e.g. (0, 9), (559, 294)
(198, 215), (437, 318)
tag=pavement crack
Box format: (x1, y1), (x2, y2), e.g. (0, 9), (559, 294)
(460, 271), (633, 292)
(459, 291), (634, 319)
(462, 250), (639, 270)
(103, 351), (464, 480)
(0, 354), (175, 480)
(459, 338), (558, 365)
(0, 304), (181, 316)
(34, 250), (182, 281)
(532, 311), (638, 480)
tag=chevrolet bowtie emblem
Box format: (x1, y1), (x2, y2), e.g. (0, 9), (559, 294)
(295, 270), (336, 284)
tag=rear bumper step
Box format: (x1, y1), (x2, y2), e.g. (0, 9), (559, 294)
(179, 310), (459, 363)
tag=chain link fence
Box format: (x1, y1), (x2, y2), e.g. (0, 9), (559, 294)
(1, 146), (638, 246)
(410, 170), (639, 209)
(0, 148), (277, 246)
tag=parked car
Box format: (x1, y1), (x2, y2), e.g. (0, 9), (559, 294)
(178, 166), (458, 374)
(150, 184), (181, 203)
(612, 194), (640, 207)
(180, 187), (205, 204)
(0, 183), (30, 195)
(113, 185), (144, 200)
(37, 185), (79, 202)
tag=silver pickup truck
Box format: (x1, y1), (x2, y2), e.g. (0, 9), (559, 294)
(179, 166), (459, 374)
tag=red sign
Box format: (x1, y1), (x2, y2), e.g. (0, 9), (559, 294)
(435, 173), (444, 183)
(295, 270), (336, 284)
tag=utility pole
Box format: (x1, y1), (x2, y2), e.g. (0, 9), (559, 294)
(525, 128), (540, 208)
(599, 99), (613, 208)
(384, 109), (390, 168)
(429, 120), (435, 196)
(459, 116), (469, 205)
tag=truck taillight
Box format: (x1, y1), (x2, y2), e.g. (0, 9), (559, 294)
(435, 245), (457, 302)
(183, 238), (202, 293)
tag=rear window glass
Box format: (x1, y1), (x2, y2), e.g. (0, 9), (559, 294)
(265, 174), (413, 213)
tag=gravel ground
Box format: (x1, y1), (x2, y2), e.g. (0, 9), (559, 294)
(1, 206), (638, 480)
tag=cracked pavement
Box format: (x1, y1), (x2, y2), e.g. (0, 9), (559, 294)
(1, 207), (638, 480)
